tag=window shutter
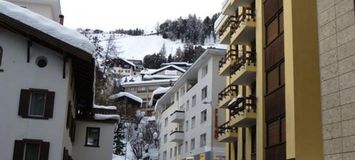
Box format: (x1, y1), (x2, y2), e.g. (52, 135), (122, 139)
(13, 140), (24, 160)
(40, 142), (50, 160)
(18, 89), (30, 117)
(45, 91), (55, 118)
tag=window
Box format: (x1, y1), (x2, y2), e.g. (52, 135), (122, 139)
(201, 65), (208, 78)
(186, 100), (190, 111)
(13, 139), (50, 160)
(85, 127), (100, 147)
(192, 95), (196, 107)
(185, 120), (189, 131)
(191, 138), (195, 150)
(165, 117), (168, 127)
(185, 141), (188, 153)
(18, 89), (55, 119)
(200, 133), (206, 147)
(164, 134), (167, 143)
(191, 116), (196, 129)
(0, 46), (3, 66)
(266, 62), (285, 93)
(163, 151), (167, 160)
(267, 117), (286, 146)
(170, 148), (172, 158)
(201, 110), (207, 123)
(178, 144), (183, 155)
(201, 86), (208, 100)
(174, 146), (177, 157)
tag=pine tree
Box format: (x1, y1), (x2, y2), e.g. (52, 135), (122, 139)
(113, 122), (126, 155)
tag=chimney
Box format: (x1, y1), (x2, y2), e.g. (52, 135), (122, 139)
(59, 14), (64, 25)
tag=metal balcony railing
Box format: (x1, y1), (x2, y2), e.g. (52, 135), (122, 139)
(229, 95), (257, 117)
(219, 45), (238, 69)
(231, 7), (255, 32)
(217, 15), (237, 37)
(230, 49), (256, 74)
(218, 121), (237, 135)
(218, 85), (238, 101)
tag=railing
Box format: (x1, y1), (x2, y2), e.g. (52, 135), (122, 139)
(229, 95), (257, 117)
(219, 45), (238, 69)
(217, 15), (238, 37)
(169, 130), (184, 136)
(218, 121), (237, 135)
(218, 85), (238, 101)
(170, 110), (185, 116)
(230, 49), (256, 74)
(231, 7), (255, 32)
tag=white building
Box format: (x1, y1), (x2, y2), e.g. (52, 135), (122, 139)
(0, 1), (116, 159)
(155, 49), (227, 160)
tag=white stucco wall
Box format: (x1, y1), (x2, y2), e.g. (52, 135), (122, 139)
(0, 27), (70, 160)
(72, 121), (115, 160)
(6, 0), (61, 21)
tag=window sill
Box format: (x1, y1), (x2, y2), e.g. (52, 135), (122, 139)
(84, 144), (100, 148)
(20, 115), (49, 120)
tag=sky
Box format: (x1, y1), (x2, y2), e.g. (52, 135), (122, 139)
(60, 0), (223, 32)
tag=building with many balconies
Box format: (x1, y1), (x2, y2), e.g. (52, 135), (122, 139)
(155, 49), (227, 160)
(214, 0), (323, 160)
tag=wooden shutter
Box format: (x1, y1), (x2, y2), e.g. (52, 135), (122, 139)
(45, 91), (55, 118)
(13, 140), (25, 160)
(18, 89), (30, 117)
(40, 142), (50, 160)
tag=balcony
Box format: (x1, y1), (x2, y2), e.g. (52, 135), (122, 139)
(229, 96), (257, 127)
(170, 131), (184, 142)
(218, 85), (238, 108)
(222, 0), (238, 16)
(170, 110), (185, 123)
(219, 45), (238, 76)
(215, 15), (237, 44)
(217, 121), (238, 143)
(230, 49), (256, 85)
(231, 7), (256, 45)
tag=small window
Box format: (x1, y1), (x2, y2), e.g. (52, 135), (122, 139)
(201, 110), (207, 123)
(186, 100), (190, 111)
(13, 139), (50, 160)
(163, 151), (167, 160)
(174, 146), (177, 157)
(200, 133), (206, 147)
(201, 86), (208, 100)
(170, 148), (172, 158)
(165, 117), (168, 127)
(185, 141), (188, 153)
(178, 144), (183, 155)
(185, 120), (189, 131)
(192, 95), (196, 107)
(201, 65), (208, 78)
(36, 56), (48, 68)
(191, 116), (196, 129)
(164, 134), (167, 143)
(191, 138), (195, 150)
(85, 127), (100, 147)
(18, 89), (55, 119)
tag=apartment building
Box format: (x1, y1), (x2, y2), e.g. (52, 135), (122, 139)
(155, 49), (226, 160)
(317, 0), (355, 159)
(214, 0), (323, 160)
(0, 1), (116, 159)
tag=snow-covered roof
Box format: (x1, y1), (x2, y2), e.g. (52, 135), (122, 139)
(150, 65), (186, 75)
(149, 87), (171, 106)
(161, 62), (192, 66)
(227, 95), (244, 107)
(109, 92), (143, 104)
(94, 114), (120, 120)
(121, 78), (177, 86)
(93, 104), (117, 110)
(140, 68), (158, 75)
(121, 58), (136, 67)
(0, 1), (95, 54)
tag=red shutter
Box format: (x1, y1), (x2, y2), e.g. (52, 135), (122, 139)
(18, 89), (30, 117)
(45, 91), (55, 118)
(13, 140), (24, 160)
(40, 142), (50, 160)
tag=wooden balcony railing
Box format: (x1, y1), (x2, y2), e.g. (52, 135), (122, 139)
(218, 16), (238, 37)
(230, 49), (256, 74)
(231, 7), (255, 32)
(218, 85), (238, 101)
(229, 95), (257, 117)
(219, 45), (238, 69)
(218, 121), (238, 136)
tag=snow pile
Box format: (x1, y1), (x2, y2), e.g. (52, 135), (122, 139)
(149, 87), (171, 106)
(227, 95), (244, 107)
(94, 114), (120, 120)
(122, 78), (177, 85)
(0, 1), (95, 54)
(150, 65), (186, 75)
(109, 92), (143, 103)
(93, 104), (117, 110)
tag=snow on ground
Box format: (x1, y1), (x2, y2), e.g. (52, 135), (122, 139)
(116, 35), (184, 60)
(0, 1), (95, 54)
(93, 104), (117, 110)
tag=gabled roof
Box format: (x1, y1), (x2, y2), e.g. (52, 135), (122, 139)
(0, 1), (94, 62)
(150, 65), (186, 75)
(109, 92), (143, 104)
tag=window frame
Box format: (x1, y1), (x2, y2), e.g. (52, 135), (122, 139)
(201, 86), (208, 100)
(18, 89), (55, 120)
(0, 46), (3, 67)
(192, 95), (196, 107)
(28, 90), (47, 118)
(191, 138), (195, 150)
(200, 133), (206, 147)
(201, 109), (207, 123)
(85, 127), (100, 147)
(191, 116), (196, 129)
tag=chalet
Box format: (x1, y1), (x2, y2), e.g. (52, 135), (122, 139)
(109, 92), (143, 121)
(0, 1), (116, 160)
(107, 57), (138, 76)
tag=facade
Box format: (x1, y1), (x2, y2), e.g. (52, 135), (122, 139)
(109, 92), (143, 121)
(214, 0), (323, 160)
(108, 58), (139, 77)
(317, 0), (355, 159)
(155, 49), (227, 160)
(0, 1), (115, 160)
